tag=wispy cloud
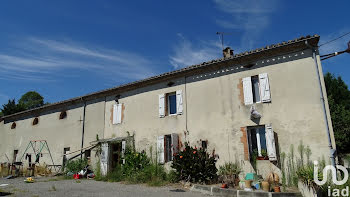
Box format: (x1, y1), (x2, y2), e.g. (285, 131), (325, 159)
(169, 34), (222, 69)
(0, 37), (157, 82)
(214, 0), (278, 49)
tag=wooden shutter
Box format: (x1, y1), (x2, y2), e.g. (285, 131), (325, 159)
(100, 143), (109, 175)
(242, 77), (253, 105)
(171, 133), (179, 160)
(121, 140), (126, 164)
(265, 124), (277, 161)
(112, 104), (118, 124)
(259, 73), (271, 102)
(116, 104), (122, 124)
(157, 136), (165, 164)
(176, 90), (183, 115)
(159, 94), (165, 118)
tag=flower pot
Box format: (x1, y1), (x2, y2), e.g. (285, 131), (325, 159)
(245, 180), (253, 188)
(221, 183), (228, 188)
(261, 181), (270, 192)
(234, 177), (240, 187)
(274, 186), (281, 193)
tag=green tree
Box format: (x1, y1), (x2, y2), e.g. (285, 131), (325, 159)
(1, 99), (26, 116)
(324, 72), (350, 155)
(18, 91), (44, 110)
(0, 111), (3, 117)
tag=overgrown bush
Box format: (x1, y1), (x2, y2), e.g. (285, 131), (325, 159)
(171, 143), (217, 184)
(64, 158), (88, 174)
(218, 162), (241, 177)
(95, 148), (170, 186)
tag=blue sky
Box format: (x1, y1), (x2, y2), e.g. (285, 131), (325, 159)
(0, 0), (349, 106)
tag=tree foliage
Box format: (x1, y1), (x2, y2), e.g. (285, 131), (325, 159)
(324, 72), (350, 155)
(1, 99), (26, 116)
(18, 91), (44, 110)
(0, 91), (46, 116)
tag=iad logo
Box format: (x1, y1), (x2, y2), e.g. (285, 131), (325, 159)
(314, 161), (349, 196)
(313, 160), (348, 186)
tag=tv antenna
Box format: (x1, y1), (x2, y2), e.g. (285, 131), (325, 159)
(216, 32), (234, 50)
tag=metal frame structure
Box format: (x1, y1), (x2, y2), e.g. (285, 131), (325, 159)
(19, 140), (58, 171)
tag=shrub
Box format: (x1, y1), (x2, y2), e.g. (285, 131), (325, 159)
(171, 143), (217, 184)
(218, 162), (241, 177)
(64, 158), (88, 174)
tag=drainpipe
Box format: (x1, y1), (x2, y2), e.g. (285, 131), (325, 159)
(306, 41), (336, 167)
(80, 99), (87, 159)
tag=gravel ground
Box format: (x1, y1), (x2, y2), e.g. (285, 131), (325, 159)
(0, 177), (209, 197)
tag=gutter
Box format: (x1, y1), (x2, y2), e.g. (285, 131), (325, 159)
(305, 40), (336, 167)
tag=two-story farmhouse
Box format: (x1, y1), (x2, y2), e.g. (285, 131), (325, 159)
(0, 35), (336, 178)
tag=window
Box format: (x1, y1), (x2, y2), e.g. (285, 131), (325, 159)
(59, 111), (67, 119)
(242, 73), (271, 105)
(247, 126), (267, 159)
(11, 122), (16, 129)
(251, 76), (261, 103)
(32, 117), (39, 125)
(201, 140), (208, 150)
(84, 150), (91, 160)
(13, 150), (18, 163)
(246, 124), (277, 161)
(159, 90), (183, 117)
(167, 93), (177, 115)
(157, 133), (179, 164)
(63, 147), (70, 166)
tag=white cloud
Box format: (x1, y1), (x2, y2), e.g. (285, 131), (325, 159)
(169, 35), (222, 69)
(0, 37), (157, 82)
(214, 0), (277, 49)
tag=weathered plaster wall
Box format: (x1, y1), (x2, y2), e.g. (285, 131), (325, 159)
(0, 99), (105, 168)
(0, 48), (335, 179)
(102, 49), (335, 176)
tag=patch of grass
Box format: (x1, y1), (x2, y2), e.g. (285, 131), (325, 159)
(75, 180), (81, 183)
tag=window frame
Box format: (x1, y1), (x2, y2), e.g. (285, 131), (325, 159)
(167, 92), (177, 116)
(247, 125), (269, 160)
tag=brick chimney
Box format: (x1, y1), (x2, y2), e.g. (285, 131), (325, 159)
(223, 47), (234, 58)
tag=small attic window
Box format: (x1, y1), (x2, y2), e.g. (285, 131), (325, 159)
(59, 111), (67, 120)
(32, 117), (39, 125)
(11, 122), (16, 129)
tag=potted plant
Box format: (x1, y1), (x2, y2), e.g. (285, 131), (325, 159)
(261, 180), (270, 192)
(218, 162), (242, 188)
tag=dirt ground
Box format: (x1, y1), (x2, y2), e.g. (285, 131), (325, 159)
(0, 176), (209, 197)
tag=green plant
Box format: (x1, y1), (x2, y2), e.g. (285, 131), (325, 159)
(261, 149), (267, 157)
(218, 162), (242, 176)
(64, 158), (88, 174)
(280, 152), (287, 191)
(171, 143), (217, 184)
(251, 150), (258, 171)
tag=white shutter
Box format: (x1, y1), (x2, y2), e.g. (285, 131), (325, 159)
(242, 77), (253, 105)
(112, 104), (118, 124)
(265, 124), (277, 161)
(176, 90), (183, 115)
(116, 103), (122, 124)
(157, 136), (165, 164)
(159, 94), (165, 118)
(171, 133), (179, 160)
(100, 143), (109, 175)
(259, 73), (271, 102)
(121, 140), (126, 164)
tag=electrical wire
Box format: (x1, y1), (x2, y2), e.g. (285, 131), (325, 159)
(319, 31), (350, 47)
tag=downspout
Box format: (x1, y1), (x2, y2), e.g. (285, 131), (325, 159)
(80, 99), (87, 159)
(306, 40), (336, 167)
